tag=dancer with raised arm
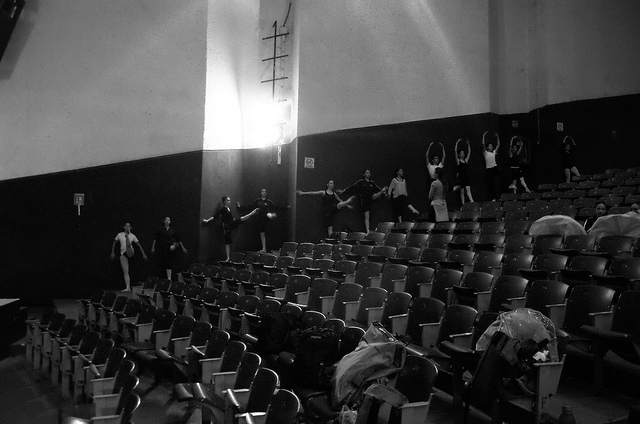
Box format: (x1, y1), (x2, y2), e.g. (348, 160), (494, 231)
(202, 197), (258, 261)
(482, 130), (501, 201)
(562, 136), (581, 183)
(341, 170), (388, 232)
(297, 179), (355, 236)
(426, 141), (446, 183)
(508, 136), (531, 193)
(453, 138), (474, 204)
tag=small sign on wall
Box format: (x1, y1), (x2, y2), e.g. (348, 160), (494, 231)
(512, 120), (519, 128)
(304, 157), (315, 169)
(74, 193), (84, 216)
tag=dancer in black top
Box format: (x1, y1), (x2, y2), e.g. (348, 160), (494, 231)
(151, 216), (188, 280)
(341, 170), (388, 232)
(297, 179), (355, 236)
(508, 136), (531, 193)
(453, 139), (474, 204)
(246, 189), (277, 253)
(202, 196), (258, 261)
(562, 136), (581, 183)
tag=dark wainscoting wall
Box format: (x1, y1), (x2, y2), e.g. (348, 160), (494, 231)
(199, 143), (296, 263)
(0, 152), (203, 305)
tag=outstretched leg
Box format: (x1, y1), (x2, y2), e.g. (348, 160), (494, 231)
(519, 177), (531, 193)
(337, 196), (355, 210)
(570, 166), (581, 180)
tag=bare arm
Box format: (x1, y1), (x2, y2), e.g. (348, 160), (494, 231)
(110, 240), (117, 259)
(426, 142), (433, 165)
(135, 242), (148, 259)
(454, 139), (462, 164)
(151, 240), (156, 254)
(440, 143), (446, 165)
(494, 131), (500, 153)
(296, 189), (325, 196)
(482, 131), (488, 147)
(466, 139), (471, 162)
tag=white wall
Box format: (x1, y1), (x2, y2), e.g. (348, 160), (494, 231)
(294, 0), (491, 137)
(0, 0), (207, 181)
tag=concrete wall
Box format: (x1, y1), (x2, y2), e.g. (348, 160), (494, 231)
(0, 0), (207, 181)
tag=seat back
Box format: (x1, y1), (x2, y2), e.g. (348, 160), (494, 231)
(332, 283), (364, 320)
(91, 338), (115, 366)
(204, 329), (231, 358)
(265, 389), (301, 424)
(219, 340), (247, 372)
(355, 287), (388, 325)
(306, 278), (339, 312)
(611, 290), (640, 338)
(487, 275), (529, 313)
(296, 242), (316, 258)
(532, 235), (564, 256)
(563, 235), (596, 251)
(453, 272), (495, 307)
(416, 248), (447, 268)
(331, 244), (353, 261)
(274, 256), (295, 271)
(405, 297), (445, 345)
(378, 264), (408, 292)
(504, 234), (533, 254)
(431, 269), (463, 304)
(532, 253), (568, 273)
(608, 257), (640, 280)
(524, 280), (569, 317)
(427, 233), (454, 250)
(121, 393), (141, 424)
(300, 310), (327, 329)
(115, 373), (139, 415)
(353, 262), (383, 289)
(383, 232), (406, 248)
(77, 331), (101, 354)
(369, 245), (397, 262)
(101, 348), (126, 379)
(112, 359), (136, 394)
(437, 305), (477, 346)
(338, 326), (366, 359)
(246, 367), (280, 413)
(395, 355), (438, 403)
(404, 266), (435, 297)
(284, 275), (312, 303)
(472, 251), (503, 274)
(501, 253), (534, 276)
(596, 236), (634, 257)
(480, 221), (505, 235)
(380, 291), (412, 330)
(189, 321), (213, 348)
(563, 285), (616, 335)
(566, 255), (607, 277)
(234, 352), (262, 390)
(405, 233), (429, 248)
(312, 243), (334, 259)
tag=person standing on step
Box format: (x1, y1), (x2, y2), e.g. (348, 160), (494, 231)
(203, 196), (259, 261)
(111, 222), (148, 292)
(297, 179), (356, 237)
(482, 130), (501, 202)
(453, 138), (474, 205)
(341, 169), (388, 232)
(151, 216), (188, 281)
(388, 168), (420, 222)
(508, 136), (531, 193)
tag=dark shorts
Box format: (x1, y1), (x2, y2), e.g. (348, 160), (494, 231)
(510, 166), (522, 180)
(223, 219), (242, 244)
(322, 206), (339, 227)
(391, 195), (407, 218)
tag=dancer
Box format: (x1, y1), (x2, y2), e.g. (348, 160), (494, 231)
(388, 168), (420, 222)
(453, 138), (474, 204)
(562, 136), (581, 183)
(244, 189), (277, 253)
(202, 197), (258, 261)
(584, 201), (608, 233)
(508, 136), (531, 193)
(341, 170), (388, 232)
(428, 168), (448, 222)
(482, 130), (501, 201)
(151, 216), (188, 280)
(426, 142), (446, 182)
(296, 180), (356, 236)
(110, 222), (148, 291)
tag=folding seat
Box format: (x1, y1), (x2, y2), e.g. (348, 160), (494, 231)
(404, 232), (429, 249)
(344, 286), (388, 327)
(324, 231), (347, 245)
(252, 253), (278, 271)
(305, 259), (335, 280)
(32, 311), (65, 370)
(321, 282), (363, 320)
(137, 276), (168, 305)
(279, 242), (298, 257)
(484, 275), (530, 313)
(584, 235), (635, 259)
(84, 347), (126, 401)
(240, 298), (281, 347)
(226, 268), (252, 293)
(361, 231), (385, 246)
(547, 284), (616, 342)
(391, 221), (415, 234)
(293, 278), (338, 312)
(204, 291), (239, 329)
(118, 303), (156, 344)
(78, 291), (104, 326)
(575, 206), (595, 221)
(256, 272), (288, 299)
(180, 263), (205, 284)
(325, 260), (356, 283)
(408, 247), (447, 269)
(594, 257), (640, 292)
(72, 337), (114, 402)
(60, 330), (101, 398)
(592, 173), (609, 181)
(426, 233), (454, 250)
(190, 287), (219, 322)
(504, 220), (531, 236)
(387, 246), (421, 266)
(541, 191), (561, 200)
(172, 283), (201, 316)
(411, 221), (435, 234)
(577, 180), (600, 190)
(531, 234), (564, 256)
(609, 205), (631, 214)
(587, 187), (610, 198)
(453, 221), (480, 234)
(505, 279), (569, 318)
(90, 292), (118, 330)
(132, 276), (158, 298)
(450, 272), (495, 311)
(225, 295), (261, 338)
(218, 368), (280, 424)
(448, 233), (480, 251)
(572, 197), (596, 209)
(236, 389), (300, 424)
(349, 261), (383, 288)
(422, 269), (463, 304)
(383, 232), (407, 248)
(582, 290), (640, 391)
(600, 195), (623, 207)
(265, 255), (294, 274)
(391, 296), (445, 344)
(479, 220), (505, 235)
(624, 194), (640, 206)
(612, 186), (636, 197)
(477, 208), (504, 222)
(197, 337), (245, 385)
(344, 231), (366, 245)
(473, 234), (505, 253)
(519, 253), (567, 282)
(439, 249), (476, 273)
(271, 274), (312, 304)
(501, 200), (524, 212)
(470, 251), (503, 275)
(431, 221), (457, 234)
(498, 253), (534, 277)
(42, 318), (76, 373)
(98, 295), (128, 335)
(372, 263), (408, 292)
(397, 265), (433, 297)
(310, 243), (333, 260)
(562, 189), (586, 200)
(329, 243), (352, 262)
(90, 367), (139, 419)
(343, 244), (373, 262)
(285, 257), (313, 274)
(500, 193), (520, 201)
(455, 209), (480, 223)
(624, 177), (640, 186)
(537, 183), (557, 192)
(367, 245), (397, 263)
(503, 234), (533, 254)
(375, 221), (395, 234)
(560, 255), (608, 287)
(51, 324), (88, 387)
(161, 320), (213, 381)
(121, 309), (175, 357)
(240, 252), (260, 268)
(227, 252), (245, 268)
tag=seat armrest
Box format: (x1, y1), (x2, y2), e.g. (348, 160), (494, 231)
(93, 392), (120, 417)
(319, 295), (335, 316)
(212, 371), (239, 397)
(392, 277), (407, 294)
(366, 306), (384, 326)
(389, 314), (408, 336)
(153, 329), (172, 349)
(91, 377), (115, 397)
(135, 322), (153, 342)
(295, 291), (310, 306)
(225, 388), (250, 410)
(589, 311), (613, 330)
(546, 303), (566, 330)
(171, 336), (192, 360)
(399, 396), (433, 424)
(448, 332), (474, 350)
(369, 276), (381, 288)
(89, 414), (123, 424)
(507, 296), (526, 309)
(418, 282), (433, 298)
(344, 301), (360, 323)
(476, 290), (491, 314)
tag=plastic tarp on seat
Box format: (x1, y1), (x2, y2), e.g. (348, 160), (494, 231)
(528, 215), (586, 237)
(588, 213), (640, 238)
